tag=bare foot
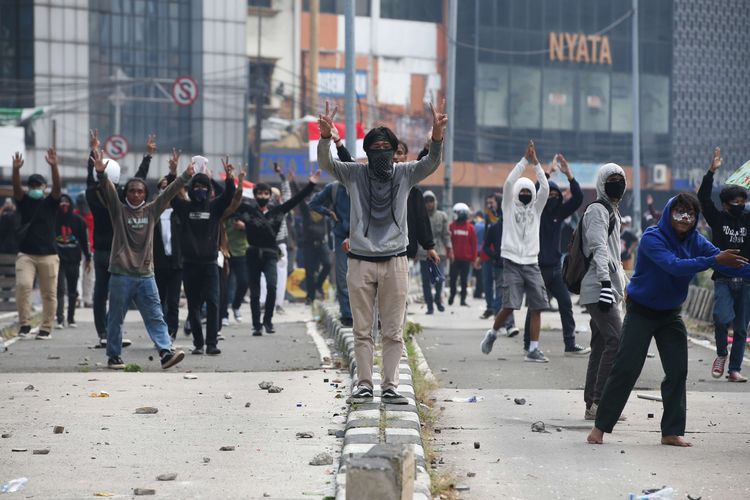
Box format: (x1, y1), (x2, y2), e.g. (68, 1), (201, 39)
(587, 427), (604, 444)
(661, 435), (692, 447)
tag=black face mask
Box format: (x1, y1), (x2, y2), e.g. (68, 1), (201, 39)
(604, 179), (626, 200)
(366, 149), (395, 181)
(256, 198), (269, 208)
(728, 204), (745, 218)
(456, 213), (468, 222)
(545, 197), (561, 211)
(518, 193), (533, 205)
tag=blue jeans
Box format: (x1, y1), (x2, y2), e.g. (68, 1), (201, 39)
(482, 261), (494, 311)
(420, 259), (445, 311)
(713, 280), (750, 372)
(106, 274), (172, 358)
(93, 250), (111, 339)
(334, 237), (352, 320)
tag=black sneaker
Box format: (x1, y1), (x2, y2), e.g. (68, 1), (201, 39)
(264, 323), (275, 334)
(381, 388), (409, 405)
(448, 296), (455, 306)
(160, 349), (185, 369)
(252, 327), (263, 336)
(347, 386), (373, 404)
(192, 347), (204, 355)
(340, 317), (353, 327)
(480, 309), (494, 319)
(18, 325), (31, 338)
(108, 356), (125, 370)
(436, 302), (445, 312)
(35, 330), (51, 340)
(206, 345), (221, 355)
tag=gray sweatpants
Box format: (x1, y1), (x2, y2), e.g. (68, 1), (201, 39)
(584, 304), (623, 407)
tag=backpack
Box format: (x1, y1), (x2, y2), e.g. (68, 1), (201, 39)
(562, 200), (616, 294)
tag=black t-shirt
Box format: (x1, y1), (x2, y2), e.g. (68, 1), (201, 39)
(18, 194), (60, 255)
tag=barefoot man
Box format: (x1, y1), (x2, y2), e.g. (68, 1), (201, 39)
(587, 191), (750, 447)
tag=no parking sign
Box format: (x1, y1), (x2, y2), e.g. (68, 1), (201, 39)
(172, 76), (199, 107)
(104, 134), (129, 160)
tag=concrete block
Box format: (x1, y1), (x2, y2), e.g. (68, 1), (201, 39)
(345, 444), (415, 500)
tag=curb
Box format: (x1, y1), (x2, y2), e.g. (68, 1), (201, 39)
(319, 303), (432, 500)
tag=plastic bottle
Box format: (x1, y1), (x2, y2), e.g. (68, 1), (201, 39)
(1, 477), (29, 494)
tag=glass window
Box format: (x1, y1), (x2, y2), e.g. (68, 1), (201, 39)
(476, 63), (509, 127)
(381, 0), (442, 23)
(0, 0), (34, 108)
(542, 68), (574, 130)
(248, 0), (272, 7)
(641, 74), (669, 134)
(579, 72), (610, 132)
(509, 66), (541, 129)
(610, 73), (632, 133)
(303, 0), (371, 16)
(249, 59), (274, 105)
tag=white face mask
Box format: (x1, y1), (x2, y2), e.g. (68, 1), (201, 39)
(126, 199), (145, 210)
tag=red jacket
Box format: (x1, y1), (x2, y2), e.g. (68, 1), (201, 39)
(449, 221), (477, 262)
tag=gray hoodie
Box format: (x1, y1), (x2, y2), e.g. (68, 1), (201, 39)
(580, 163), (627, 305)
(317, 137), (442, 257)
(418, 190), (451, 259)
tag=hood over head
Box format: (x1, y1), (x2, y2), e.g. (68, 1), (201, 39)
(596, 163), (626, 203)
(656, 195), (699, 245)
(189, 173), (212, 192)
(512, 177), (537, 207)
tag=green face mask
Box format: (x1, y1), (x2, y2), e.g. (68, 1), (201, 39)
(28, 189), (44, 200)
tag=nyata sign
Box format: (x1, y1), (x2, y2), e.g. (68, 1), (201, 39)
(549, 32), (612, 65)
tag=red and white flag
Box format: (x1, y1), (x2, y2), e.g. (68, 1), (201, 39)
(308, 121), (365, 162)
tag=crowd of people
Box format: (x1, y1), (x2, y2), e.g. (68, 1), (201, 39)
(4, 103), (750, 441)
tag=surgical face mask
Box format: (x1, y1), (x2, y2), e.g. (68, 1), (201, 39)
(518, 193), (533, 205)
(604, 179), (626, 200)
(191, 188), (208, 203)
(126, 199), (145, 210)
(256, 197), (269, 208)
(28, 189), (44, 200)
(671, 211), (695, 224)
(728, 203), (745, 218)
(366, 149), (395, 181)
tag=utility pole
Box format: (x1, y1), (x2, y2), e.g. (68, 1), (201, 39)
(444, 0), (457, 213)
(344, 0), (356, 155)
(254, 12), (263, 182)
(367, 0), (380, 127)
(631, 0), (641, 234)
(310, 0), (320, 114)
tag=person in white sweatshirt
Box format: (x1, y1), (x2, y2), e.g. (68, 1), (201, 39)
(480, 141), (550, 362)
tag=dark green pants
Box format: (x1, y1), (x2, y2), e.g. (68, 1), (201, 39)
(595, 299), (688, 437)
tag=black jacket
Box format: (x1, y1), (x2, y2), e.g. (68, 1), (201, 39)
(153, 208), (183, 270)
(0, 210), (21, 254)
(698, 170), (750, 279)
(169, 175), (235, 264)
(407, 187), (434, 258)
(298, 200), (329, 245)
(85, 152), (151, 252)
(55, 210), (91, 263)
(538, 178), (583, 267)
(482, 213), (505, 266)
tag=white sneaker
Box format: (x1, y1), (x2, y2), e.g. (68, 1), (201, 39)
(233, 308), (242, 323)
(480, 329), (498, 354)
(68, 322), (78, 329)
(221, 318), (230, 327)
(55, 322), (65, 330)
(525, 348), (549, 363)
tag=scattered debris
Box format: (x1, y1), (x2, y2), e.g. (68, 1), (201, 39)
(93, 493), (114, 497)
(514, 398), (526, 405)
(620, 450), (626, 454)
(1, 478), (28, 494)
(648, 413), (654, 419)
(53, 426), (64, 434)
(202, 457), (211, 463)
(445, 396), (484, 403)
(467, 472), (476, 477)
(1, 433), (11, 438)
(156, 473), (177, 481)
(219, 446), (235, 451)
(687, 495), (702, 500)
(24, 384), (34, 391)
(473, 441), (480, 449)
(531, 421), (549, 433)
(637, 393), (663, 402)
(245, 402), (251, 408)
(296, 432), (314, 439)
(258, 381), (274, 390)
(440, 368), (448, 372)
(268, 386), (283, 393)
(646, 353), (656, 358)
(11, 448), (28, 452)
(90, 391), (110, 398)
(454, 484), (470, 492)
(135, 407), (159, 414)
(32, 449), (50, 455)
(183, 375), (198, 380)
(224, 393), (233, 400)
(133, 488), (156, 496)
(327, 429), (338, 436)
(47, 355), (60, 360)
(309, 452), (333, 466)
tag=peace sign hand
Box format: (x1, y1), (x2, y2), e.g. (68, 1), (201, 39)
(221, 155), (235, 178)
(168, 148), (180, 175)
(430, 99), (448, 142)
(318, 100), (338, 140)
(146, 134), (157, 155)
(89, 129), (100, 150)
(92, 148), (108, 173)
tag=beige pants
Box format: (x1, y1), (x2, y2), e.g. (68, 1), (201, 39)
(347, 256), (408, 391)
(16, 253), (59, 332)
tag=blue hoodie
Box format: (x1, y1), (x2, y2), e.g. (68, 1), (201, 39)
(627, 197), (750, 310)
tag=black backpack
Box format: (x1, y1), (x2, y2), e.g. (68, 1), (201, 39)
(562, 200), (616, 294)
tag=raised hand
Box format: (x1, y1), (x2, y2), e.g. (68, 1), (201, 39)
(237, 167), (246, 185)
(430, 99), (448, 141)
(89, 129), (100, 150)
(92, 148), (108, 173)
(221, 155), (235, 178)
(146, 134), (157, 155)
(524, 140), (539, 165)
(185, 161), (195, 177)
(709, 147), (722, 173)
(168, 148), (180, 175)
(309, 169), (321, 184)
(558, 153), (572, 179)
(646, 194), (654, 206)
(12, 152), (23, 170)
(318, 100), (338, 139)
(45, 147), (58, 168)
(273, 162), (282, 175)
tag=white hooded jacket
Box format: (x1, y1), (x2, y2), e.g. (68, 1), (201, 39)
(500, 158), (549, 265)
